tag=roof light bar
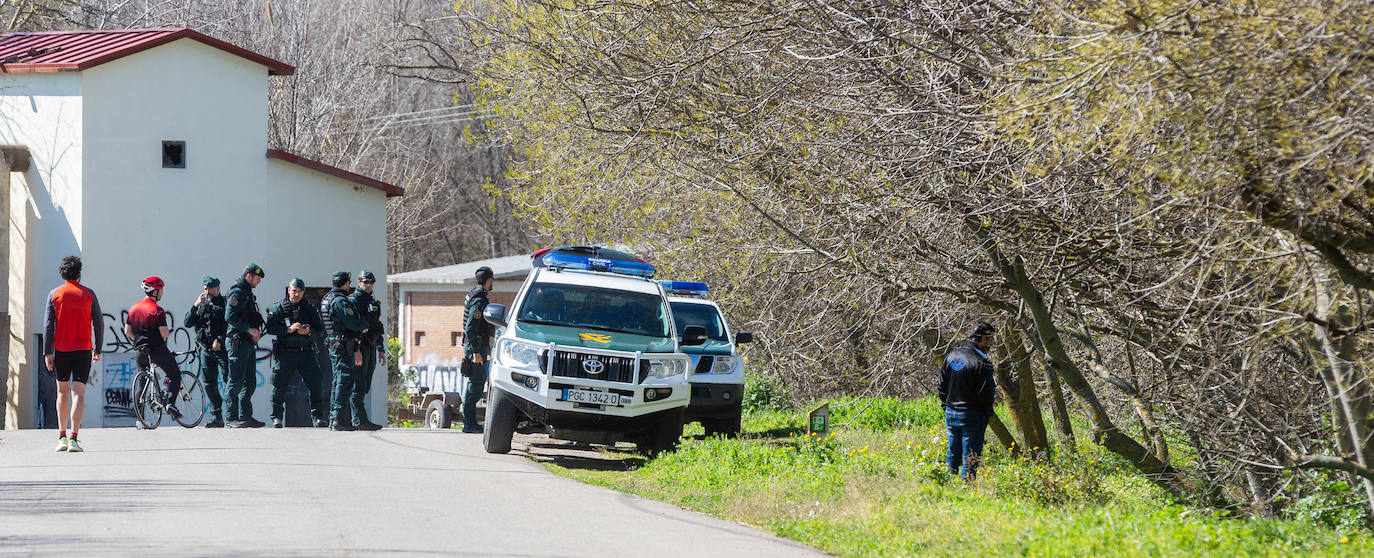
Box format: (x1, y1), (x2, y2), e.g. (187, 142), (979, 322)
(658, 280), (709, 296)
(542, 252), (656, 278)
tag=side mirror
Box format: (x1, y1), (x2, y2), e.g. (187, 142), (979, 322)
(483, 303), (509, 329)
(681, 325), (708, 346)
(735, 331), (754, 345)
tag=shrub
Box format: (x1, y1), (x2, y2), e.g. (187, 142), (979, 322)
(1284, 471), (1374, 531)
(743, 373), (792, 412)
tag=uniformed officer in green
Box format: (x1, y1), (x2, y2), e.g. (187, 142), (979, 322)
(322, 271), (373, 431)
(225, 263), (266, 428)
(184, 275), (229, 427)
(351, 269), (386, 430)
(266, 278), (328, 428)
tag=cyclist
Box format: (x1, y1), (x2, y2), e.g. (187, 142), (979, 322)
(126, 276), (183, 419)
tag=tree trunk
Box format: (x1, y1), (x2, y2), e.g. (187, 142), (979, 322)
(1043, 360), (1077, 453)
(1311, 278), (1374, 517)
(987, 412), (1019, 454)
(996, 325), (1050, 456)
(968, 221), (1194, 498)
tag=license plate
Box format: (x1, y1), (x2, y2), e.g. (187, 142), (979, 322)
(562, 388), (620, 406)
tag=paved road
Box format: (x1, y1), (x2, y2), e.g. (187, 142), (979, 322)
(0, 428), (824, 557)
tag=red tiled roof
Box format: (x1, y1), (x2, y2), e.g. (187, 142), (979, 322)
(266, 149), (404, 198)
(0, 28), (293, 75)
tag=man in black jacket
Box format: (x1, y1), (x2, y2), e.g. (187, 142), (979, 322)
(183, 276), (228, 427)
(460, 266), (495, 433)
(938, 321), (997, 480)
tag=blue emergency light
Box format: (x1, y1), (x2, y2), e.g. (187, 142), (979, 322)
(542, 252), (656, 278)
(659, 280), (710, 296)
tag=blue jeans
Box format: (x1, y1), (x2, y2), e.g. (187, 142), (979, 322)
(462, 359), (490, 430)
(945, 409), (989, 480)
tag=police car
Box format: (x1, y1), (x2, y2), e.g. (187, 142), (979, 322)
(479, 247), (706, 454)
(660, 281), (753, 437)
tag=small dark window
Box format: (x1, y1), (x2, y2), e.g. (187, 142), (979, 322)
(162, 141), (185, 168)
(414, 331), (425, 346)
(451, 332), (462, 346)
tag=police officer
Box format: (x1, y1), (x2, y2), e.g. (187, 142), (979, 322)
(351, 269), (386, 430)
(460, 266), (496, 434)
(225, 263), (266, 428)
(265, 278), (328, 428)
(183, 276), (228, 427)
(322, 271), (374, 431)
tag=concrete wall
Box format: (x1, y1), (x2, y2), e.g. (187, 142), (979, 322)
(0, 73), (82, 429)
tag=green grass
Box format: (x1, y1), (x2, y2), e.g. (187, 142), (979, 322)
(539, 397), (1372, 557)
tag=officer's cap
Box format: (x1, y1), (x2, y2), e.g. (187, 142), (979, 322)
(244, 263), (266, 278)
(476, 266), (493, 275)
(358, 269), (376, 282)
(202, 276), (220, 288)
(332, 270), (351, 282)
(288, 277), (305, 290)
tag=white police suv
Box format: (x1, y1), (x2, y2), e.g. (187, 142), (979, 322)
(661, 281), (753, 437)
(480, 247), (707, 454)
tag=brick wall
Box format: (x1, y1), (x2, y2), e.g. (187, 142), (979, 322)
(406, 290), (517, 362)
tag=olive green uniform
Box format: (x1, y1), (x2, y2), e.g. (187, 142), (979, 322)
(266, 296), (327, 424)
(323, 286), (369, 426)
(183, 278), (228, 423)
(351, 281), (385, 425)
(224, 272), (264, 423)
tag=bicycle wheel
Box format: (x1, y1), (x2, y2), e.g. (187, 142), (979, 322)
(174, 371), (206, 428)
(133, 370), (162, 429)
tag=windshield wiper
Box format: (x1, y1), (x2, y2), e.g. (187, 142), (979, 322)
(516, 318), (564, 327)
(573, 324), (665, 338)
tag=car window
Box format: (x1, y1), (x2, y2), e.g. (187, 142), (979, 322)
(669, 302), (729, 342)
(518, 284), (672, 338)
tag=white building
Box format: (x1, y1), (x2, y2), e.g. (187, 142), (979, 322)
(390, 255), (529, 394)
(0, 28), (403, 429)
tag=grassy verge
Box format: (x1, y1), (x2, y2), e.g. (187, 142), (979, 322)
(539, 397), (1372, 557)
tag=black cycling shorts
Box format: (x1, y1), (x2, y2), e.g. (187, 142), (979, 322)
(53, 350), (93, 383)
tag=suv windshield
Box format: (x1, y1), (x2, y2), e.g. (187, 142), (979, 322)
(669, 302), (729, 343)
(518, 284), (672, 338)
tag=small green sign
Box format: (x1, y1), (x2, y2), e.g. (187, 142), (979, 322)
(808, 402), (830, 435)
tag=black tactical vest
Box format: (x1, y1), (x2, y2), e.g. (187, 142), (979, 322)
(321, 290), (343, 338)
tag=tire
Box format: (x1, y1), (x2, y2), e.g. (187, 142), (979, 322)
(717, 407), (742, 438)
(133, 370), (162, 430)
(426, 399), (452, 429)
(483, 388), (516, 454)
(173, 371), (206, 428)
(642, 408), (685, 456)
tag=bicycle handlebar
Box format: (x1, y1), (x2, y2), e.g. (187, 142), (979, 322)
(132, 347), (199, 357)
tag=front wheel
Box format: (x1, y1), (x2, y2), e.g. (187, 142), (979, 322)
(173, 371), (206, 428)
(133, 370), (162, 430)
(705, 407), (743, 438)
(483, 388), (516, 454)
(641, 409), (685, 457)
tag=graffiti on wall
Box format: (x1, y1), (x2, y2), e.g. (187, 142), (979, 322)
(406, 353), (466, 393)
(98, 311), (276, 425)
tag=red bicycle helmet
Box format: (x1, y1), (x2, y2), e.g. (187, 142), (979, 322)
(141, 276), (165, 293)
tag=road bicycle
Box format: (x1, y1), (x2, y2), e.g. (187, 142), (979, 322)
(132, 348), (206, 429)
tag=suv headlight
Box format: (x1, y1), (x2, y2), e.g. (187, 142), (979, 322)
(708, 356), (738, 375)
(499, 339), (543, 370)
(646, 358), (688, 380)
